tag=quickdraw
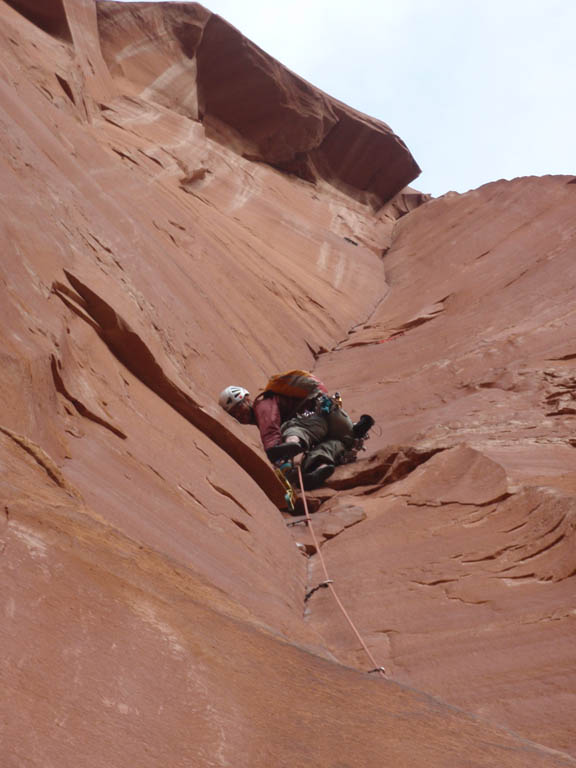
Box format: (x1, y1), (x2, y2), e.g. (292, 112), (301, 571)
(274, 467), (296, 512)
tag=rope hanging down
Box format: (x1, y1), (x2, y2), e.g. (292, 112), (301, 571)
(296, 465), (387, 678)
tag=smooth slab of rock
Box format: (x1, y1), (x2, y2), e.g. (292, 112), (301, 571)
(4, 486), (573, 767)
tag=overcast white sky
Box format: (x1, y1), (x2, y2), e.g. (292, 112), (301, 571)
(114, 0), (575, 196)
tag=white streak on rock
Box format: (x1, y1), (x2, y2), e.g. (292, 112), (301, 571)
(11, 523), (48, 560)
(131, 598), (187, 658)
(318, 241), (330, 273)
(140, 61), (198, 117)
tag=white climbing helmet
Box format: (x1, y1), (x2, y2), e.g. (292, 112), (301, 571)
(219, 385), (250, 412)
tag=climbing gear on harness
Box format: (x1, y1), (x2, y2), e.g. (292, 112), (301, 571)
(275, 467), (296, 512)
(315, 392), (336, 415)
(274, 458), (294, 473)
(312, 390), (343, 416)
(219, 385), (249, 412)
(296, 465), (387, 678)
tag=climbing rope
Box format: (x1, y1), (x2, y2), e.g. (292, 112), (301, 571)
(296, 465), (387, 678)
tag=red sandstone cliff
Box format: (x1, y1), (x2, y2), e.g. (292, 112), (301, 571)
(1, 1), (575, 766)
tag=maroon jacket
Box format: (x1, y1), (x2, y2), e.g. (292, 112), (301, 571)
(252, 393), (306, 451)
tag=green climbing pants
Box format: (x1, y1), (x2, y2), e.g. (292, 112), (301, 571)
(281, 409), (353, 470)
(300, 439), (346, 473)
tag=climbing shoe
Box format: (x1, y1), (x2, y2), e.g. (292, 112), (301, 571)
(266, 441), (303, 462)
(302, 463), (335, 490)
(352, 414), (375, 440)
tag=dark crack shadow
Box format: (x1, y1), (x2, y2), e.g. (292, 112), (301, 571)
(53, 271), (283, 507)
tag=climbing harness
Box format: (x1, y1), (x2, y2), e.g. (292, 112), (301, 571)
(315, 392), (336, 415)
(296, 465), (387, 678)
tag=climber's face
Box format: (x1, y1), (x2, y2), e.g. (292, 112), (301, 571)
(230, 397), (253, 424)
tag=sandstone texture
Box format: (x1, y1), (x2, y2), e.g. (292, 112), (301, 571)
(311, 175), (576, 755)
(1, 1), (575, 766)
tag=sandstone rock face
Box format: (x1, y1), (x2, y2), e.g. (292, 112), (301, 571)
(96, 1), (420, 208)
(1, 0), (575, 766)
(302, 447), (576, 755)
(312, 176), (576, 755)
(317, 175), (576, 490)
(6, 0), (71, 39)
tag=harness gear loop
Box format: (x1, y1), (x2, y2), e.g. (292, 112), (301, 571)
(296, 465), (387, 679)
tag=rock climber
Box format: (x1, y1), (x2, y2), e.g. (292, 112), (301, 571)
(218, 378), (374, 490)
